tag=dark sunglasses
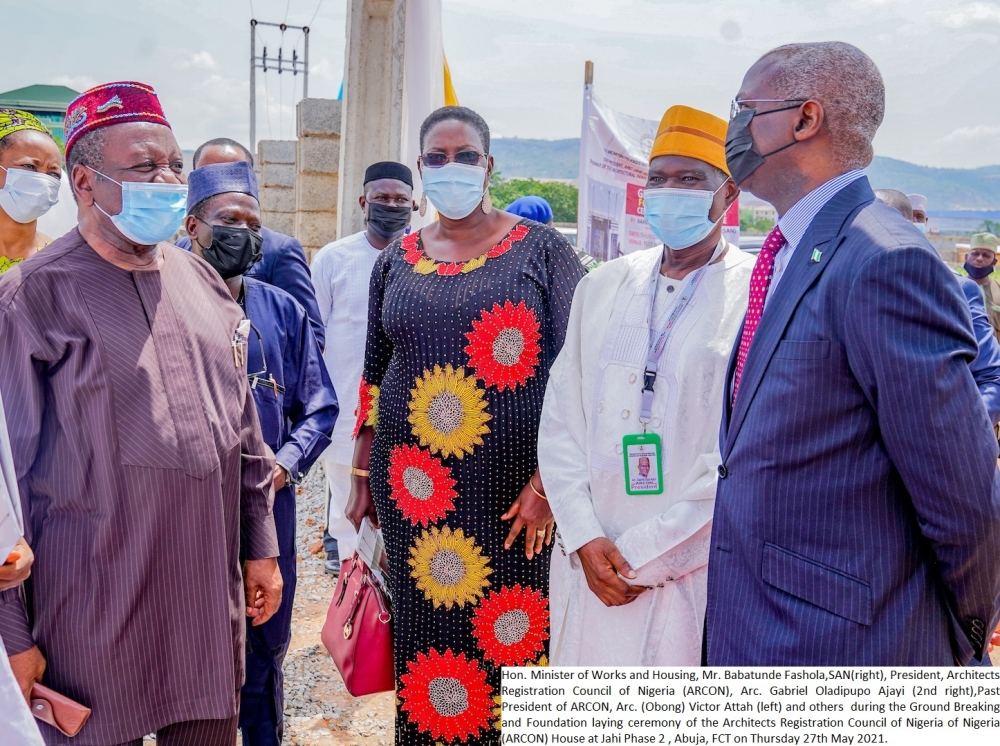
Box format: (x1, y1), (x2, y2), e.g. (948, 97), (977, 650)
(420, 151), (486, 168)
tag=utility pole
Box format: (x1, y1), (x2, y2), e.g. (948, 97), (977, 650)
(249, 19), (310, 155)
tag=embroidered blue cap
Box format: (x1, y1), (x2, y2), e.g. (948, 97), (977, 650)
(187, 161), (259, 213)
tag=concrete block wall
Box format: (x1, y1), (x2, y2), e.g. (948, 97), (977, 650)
(257, 140), (297, 237)
(295, 98), (342, 262)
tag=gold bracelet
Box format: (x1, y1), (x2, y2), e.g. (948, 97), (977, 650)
(529, 477), (548, 500)
(350, 467), (370, 478)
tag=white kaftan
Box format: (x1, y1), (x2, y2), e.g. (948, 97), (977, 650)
(539, 242), (752, 666)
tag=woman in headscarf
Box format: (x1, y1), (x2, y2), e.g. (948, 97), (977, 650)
(347, 106), (585, 745)
(0, 110), (62, 274)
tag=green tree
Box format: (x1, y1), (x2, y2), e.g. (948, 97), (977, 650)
(488, 177), (579, 223)
(739, 207), (775, 235)
(980, 220), (1000, 235)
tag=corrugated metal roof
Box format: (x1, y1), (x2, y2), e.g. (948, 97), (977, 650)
(0, 85), (79, 112)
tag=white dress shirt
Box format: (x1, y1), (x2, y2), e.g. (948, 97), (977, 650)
(311, 230), (382, 463)
(765, 169), (865, 305)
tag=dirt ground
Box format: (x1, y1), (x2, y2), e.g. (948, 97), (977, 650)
(279, 466), (395, 746)
(148, 462), (1000, 745)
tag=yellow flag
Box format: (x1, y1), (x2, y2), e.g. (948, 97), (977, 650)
(444, 54), (459, 107)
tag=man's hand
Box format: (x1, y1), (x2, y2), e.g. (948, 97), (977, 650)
(272, 465), (288, 493)
(502, 473), (554, 560)
(0, 538), (33, 591)
(244, 558), (283, 627)
(9, 646), (45, 703)
(576, 537), (646, 607)
(990, 621), (1000, 654)
(346, 474), (378, 531)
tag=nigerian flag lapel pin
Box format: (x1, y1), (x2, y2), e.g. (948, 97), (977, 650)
(811, 248), (823, 263)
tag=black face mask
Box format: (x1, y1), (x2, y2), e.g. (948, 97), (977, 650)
(196, 220), (264, 280)
(366, 202), (411, 239)
(725, 105), (802, 187)
(965, 259), (996, 280)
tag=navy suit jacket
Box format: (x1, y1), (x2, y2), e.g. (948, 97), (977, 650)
(706, 177), (1000, 666)
(177, 226), (325, 350)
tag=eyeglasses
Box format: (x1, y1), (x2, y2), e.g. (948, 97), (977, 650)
(419, 151), (486, 168)
(730, 98), (808, 121)
(246, 323), (285, 395)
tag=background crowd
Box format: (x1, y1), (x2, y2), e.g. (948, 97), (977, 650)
(0, 38), (999, 746)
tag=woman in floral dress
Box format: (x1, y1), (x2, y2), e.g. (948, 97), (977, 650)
(347, 106), (584, 745)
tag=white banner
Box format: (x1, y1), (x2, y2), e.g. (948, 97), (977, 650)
(576, 87), (739, 262)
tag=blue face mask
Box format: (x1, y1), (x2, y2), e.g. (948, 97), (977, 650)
(89, 167), (188, 245)
(421, 162), (487, 220)
(914, 221), (928, 234)
(643, 183), (726, 250)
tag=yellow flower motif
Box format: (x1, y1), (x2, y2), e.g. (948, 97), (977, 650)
(492, 695), (503, 730)
(408, 364), (491, 459)
(408, 526), (492, 609)
(526, 654), (549, 667)
(366, 385), (380, 428)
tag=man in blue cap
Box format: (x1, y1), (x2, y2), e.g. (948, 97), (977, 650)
(505, 194), (554, 225)
(185, 160), (339, 746)
(505, 194), (600, 271)
(176, 138), (326, 350)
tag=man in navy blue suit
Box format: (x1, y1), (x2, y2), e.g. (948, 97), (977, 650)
(176, 138), (326, 350)
(707, 41), (1000, 666)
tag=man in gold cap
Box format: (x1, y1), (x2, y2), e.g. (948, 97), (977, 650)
(537, 105), (754, 665)
(966, 232), (1000, 341)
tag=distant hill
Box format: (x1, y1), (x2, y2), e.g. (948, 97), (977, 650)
(491, 138), (1000, 210)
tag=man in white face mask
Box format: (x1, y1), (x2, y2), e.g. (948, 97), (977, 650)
(538, 105), (754, 665)
(0, 81), (282, 745)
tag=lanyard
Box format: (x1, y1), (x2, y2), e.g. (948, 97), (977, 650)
(638, 260), (710, 428)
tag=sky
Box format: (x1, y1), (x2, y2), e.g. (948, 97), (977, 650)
(2, 0), (999, 169)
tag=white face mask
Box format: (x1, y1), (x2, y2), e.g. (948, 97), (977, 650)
(421, 162), (487, 220)
(0, 165), (61, 224)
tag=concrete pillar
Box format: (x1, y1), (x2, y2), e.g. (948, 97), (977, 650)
(295, 98), (342, 262)
(257, 140), (297, 238)
(337, 0), (406, 238)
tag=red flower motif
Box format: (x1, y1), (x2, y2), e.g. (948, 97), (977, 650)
(402, 224), (530, 276)
(464, 301), (541, 391)
(387, 444), (458, 526)
(471, 585), (549, 666)
(352, 379), (378, 439)
(399, 648), (494, 742)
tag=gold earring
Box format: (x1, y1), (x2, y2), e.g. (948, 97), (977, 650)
(419, 193), (427, 217)
(481, 190), (493, 215)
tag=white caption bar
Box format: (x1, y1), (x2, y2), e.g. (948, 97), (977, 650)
(500, 667), (1000, 745)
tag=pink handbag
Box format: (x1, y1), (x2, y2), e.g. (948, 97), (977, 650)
(321, 553), (395, 696)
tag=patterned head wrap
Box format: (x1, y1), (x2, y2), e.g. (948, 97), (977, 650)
(649, 105), (730, 176)
(63, 81), (170, 159)
(0, 109), (51, 144)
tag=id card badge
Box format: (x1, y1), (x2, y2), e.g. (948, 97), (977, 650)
(622, 432), (664, 495)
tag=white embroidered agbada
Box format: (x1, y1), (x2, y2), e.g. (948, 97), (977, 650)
(539, 241), (752, 666)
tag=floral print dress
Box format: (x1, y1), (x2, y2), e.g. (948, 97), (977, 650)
(356, 219), (584, 744)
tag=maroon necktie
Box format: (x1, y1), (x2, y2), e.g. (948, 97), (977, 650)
(732, 224), (787, 403)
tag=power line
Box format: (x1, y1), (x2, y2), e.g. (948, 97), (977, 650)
(307, 0), (324, 27)
(283, 0), (292, 23)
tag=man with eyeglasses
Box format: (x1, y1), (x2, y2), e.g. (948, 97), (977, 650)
(185, 160), (338, 746)
(706, 42), (1000, 667)
(0, 82), (284, 745)
(311, 162), (414, 576)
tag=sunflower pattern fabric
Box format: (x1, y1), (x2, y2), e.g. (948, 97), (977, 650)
(359, 219), (584, 744)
